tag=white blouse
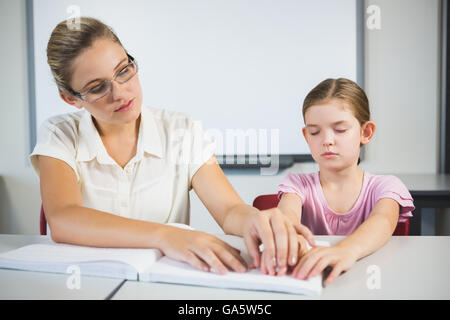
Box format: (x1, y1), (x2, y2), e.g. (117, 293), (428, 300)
(30, 106), (215, 224)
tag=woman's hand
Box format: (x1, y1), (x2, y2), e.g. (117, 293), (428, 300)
(243, 207), (316, 276)
(188, 158), (316, 276)
(291, 244), (359, 284)
(157, 226), (247, 275)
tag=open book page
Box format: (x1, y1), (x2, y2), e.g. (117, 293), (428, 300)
(0, 222), (191, 279)
(0, 237), (162, 280)
(142, 234), (329, 296)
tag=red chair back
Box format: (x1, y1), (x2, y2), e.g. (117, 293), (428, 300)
(40, 205), (47, 235)
(253, 194), (409, 236)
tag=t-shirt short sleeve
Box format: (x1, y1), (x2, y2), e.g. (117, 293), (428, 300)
(277, 173), (307, 204)
(373, 175), (415, 221)
(29, 119), (79, 181)
(185, 118), (216, 190)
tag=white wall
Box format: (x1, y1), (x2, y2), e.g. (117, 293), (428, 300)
(363, 0), (440, 174)
(0, 0), (448, 235)
(0, 0), (41, 234)
(190, 0), (447, 234)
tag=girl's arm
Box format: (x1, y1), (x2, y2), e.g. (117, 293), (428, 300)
(293, 198), (399, 284)
(39, 155), (246, 275)
(278, 193), (303, 224)
(334, 198), (399, 261)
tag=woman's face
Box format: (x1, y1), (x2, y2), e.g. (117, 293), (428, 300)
(62, 38), (143, 126)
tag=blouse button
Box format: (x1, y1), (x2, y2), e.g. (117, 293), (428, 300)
(120, 199), (128, 207)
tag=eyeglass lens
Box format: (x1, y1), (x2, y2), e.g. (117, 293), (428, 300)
(84, 60), (137, 102)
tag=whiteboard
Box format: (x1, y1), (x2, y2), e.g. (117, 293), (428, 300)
(30, 0), (360, 158)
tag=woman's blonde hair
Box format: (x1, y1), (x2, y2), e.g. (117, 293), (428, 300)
(302, 78), (370, 126)
(46, 17), (124, 94)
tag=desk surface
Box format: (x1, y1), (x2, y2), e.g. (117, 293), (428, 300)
(1, 234), (449, 300)
(396, 174), (450, 195)
(112, 236), (450, 300)
(0, 235), (124, 300)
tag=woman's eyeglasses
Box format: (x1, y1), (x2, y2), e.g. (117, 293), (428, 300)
(68, 54), (138, 103)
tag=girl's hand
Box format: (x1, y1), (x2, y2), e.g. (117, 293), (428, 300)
(292, 245), (359, 284)
(158, 226), (247, 274)
(243, 207), (316, 276)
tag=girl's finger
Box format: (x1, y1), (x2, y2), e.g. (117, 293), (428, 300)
(295, 249), (323, 280)
(325, 263), (344, 284)
(309, 256), (335, 278)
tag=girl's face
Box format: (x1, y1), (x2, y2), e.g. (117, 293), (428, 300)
(61, 38), (143, 126)
(302, 99), (375, 171)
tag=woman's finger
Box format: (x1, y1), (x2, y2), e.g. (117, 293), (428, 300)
(297, 235), (309, 259)
(260, 250), (269, 275)
(192, 247), (229, 275)
(270, 214), (289, 273)
(287, 222), (299, 267)
(294, 224), (316, 247)
(254, 216), (277, 276)
(182, 250), (210, 273)
(243, 232), (261, 269)
(214, 245), (247, 273)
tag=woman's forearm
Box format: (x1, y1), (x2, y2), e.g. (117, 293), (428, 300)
(48, 205), (169, 249)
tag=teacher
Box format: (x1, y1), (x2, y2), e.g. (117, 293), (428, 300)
(30, 17), (313, 276)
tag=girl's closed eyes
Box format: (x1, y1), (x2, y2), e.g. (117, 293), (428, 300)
(308, 128), (348, 136)
(305, 119), (352, 136)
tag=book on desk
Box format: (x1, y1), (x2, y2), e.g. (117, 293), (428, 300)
(0, 224), (329, 297)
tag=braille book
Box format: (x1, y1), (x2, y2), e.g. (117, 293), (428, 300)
(0, 225), (328, 296)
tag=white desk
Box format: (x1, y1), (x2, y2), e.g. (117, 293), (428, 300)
(1, 235), (449, 300)
(113, 236), (450, 300)
(0, 235), (124, 300)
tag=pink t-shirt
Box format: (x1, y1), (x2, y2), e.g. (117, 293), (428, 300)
(278, 172), (415, 235)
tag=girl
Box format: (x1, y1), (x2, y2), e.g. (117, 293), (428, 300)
(31, 17), (310, 276)
(276, 78), (414, 283)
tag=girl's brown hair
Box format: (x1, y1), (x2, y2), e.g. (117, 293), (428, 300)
(46, 17), (124, 94)
(302, 78), (370, 126)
